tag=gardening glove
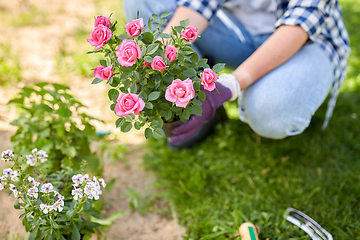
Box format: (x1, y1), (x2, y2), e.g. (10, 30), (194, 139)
(170, 73), (241, 143)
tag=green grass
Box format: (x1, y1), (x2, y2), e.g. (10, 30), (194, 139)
(143, 0), (360, 239)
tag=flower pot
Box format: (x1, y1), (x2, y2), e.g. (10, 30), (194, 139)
(162, 120), (183, 137)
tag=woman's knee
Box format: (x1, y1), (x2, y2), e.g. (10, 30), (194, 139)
(247, 111), (311, 139)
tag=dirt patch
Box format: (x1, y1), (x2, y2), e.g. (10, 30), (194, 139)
(0, 0), (185, 239)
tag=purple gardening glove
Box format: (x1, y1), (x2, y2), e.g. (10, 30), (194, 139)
(170, 82), (232, 143)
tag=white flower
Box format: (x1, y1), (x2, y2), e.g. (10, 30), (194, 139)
(83, 174), (89, 181)
(54, 191), (64, 200)
(27, 176), (40, 187)
(10, 171), (19, 182)
(0, 176), (6, 183)
(0, 183), (4, 190)
(99, 178), (106, 188)
(41, 183), (54, 193)
(3, 168), (13, 178)
(71, 188), (83, 201)
(53, 199), (64, 212)
(9, 184), (18, 198)
(31, 148), (38, 154)
(26, 155), (36, 166)
(84, 180), (101, 200)
(37, 150), (48, 163)
(1, 149), (14, 162)
(40, 203), (50, 214)
(72, 174), (84, 187)
(27, 187), (39, 198)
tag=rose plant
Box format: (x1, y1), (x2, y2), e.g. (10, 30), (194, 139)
(87, 13), (225, 139)
(0, 149), (115, 240)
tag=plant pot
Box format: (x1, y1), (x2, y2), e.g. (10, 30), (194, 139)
(162, 120), (183, 137)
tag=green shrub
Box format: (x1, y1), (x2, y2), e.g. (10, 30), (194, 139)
(8, 82), (103, 175)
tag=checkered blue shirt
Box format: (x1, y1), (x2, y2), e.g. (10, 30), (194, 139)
(176, 0), (350, 129)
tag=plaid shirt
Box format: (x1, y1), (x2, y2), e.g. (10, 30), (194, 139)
(176, 0), (350, 129)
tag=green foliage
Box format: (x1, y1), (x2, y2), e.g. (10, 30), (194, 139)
(8, 82), (103, 175)
(0, 43), (22, 86)
(87, 14), (222, 140)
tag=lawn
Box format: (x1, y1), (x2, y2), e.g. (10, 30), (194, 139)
(144, 0), (360, 239)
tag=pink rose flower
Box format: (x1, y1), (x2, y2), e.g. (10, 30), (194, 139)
(125, 18), (144, 37)
(200, 68), (218, 91)
(181, 25), (198, 41)
(165, 45), (177, 62)
(94, 65), (114, 80)
(116, 39), (142, 67)
(94, 16), (111, 28)
(114, 93), (145, 117)
(165, 78), (195, 108)
(151, 56), (168, 72)
(142, 62), (151, 68)
(87, 25), (112, 50)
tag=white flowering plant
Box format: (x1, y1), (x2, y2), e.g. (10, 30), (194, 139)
(1, 149), (107, 240)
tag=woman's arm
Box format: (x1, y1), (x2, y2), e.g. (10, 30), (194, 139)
(233, 25), (308, 90)
(163, 6), (209, 37)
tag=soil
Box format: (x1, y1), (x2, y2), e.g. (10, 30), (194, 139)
(0, 0), (185, 239)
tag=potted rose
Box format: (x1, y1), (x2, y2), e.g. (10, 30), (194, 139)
(86, 13), (225, 139)
(0, 149), (110, 240)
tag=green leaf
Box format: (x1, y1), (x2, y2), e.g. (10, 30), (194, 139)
(159, 33), (171, 38)
(141, 32), (153, 44)
(14, 199), (20, 209)
(108, 89), (119, 103)
(182, 109), (190, 120)
(120, 72), (132, 80)
(90, 210), (126, 226)
(153, 128), (166, 139)
(133, 71), (140, 80)
(180, 19), (190, 28)
(84, 201), (90, 211)
(182, 69), (196, 78)
(148, 91), (160, 101)
(144, 56), (153, 63)
(130, 83), (138, 94)
(139, 92), (148, 101)
(100, 60), (107, 67)
(121, 122), (132, 132)
(145, 128), (152, 139)
(28, 226), (39, 240)
(116, 118), (125, 128)
(105, 178), (116, 194)
(146, 44), (159, 55)
(212, 63), (226, 73)
(198, 58), (208, 68)
(192, 105), (202, 116)
(66, 209), (76, 219)
(192, 99), (202, 106)
(151, 120), (163, 128)
(134, 121), (141, 130)
(145, 102), (153, 109)
(160, 11), (172, 18)
(190, 53), (199, 64)
(198, 91), (206, 101)
(175, 26), (183, 33)
(91, 78), (103, 84)
(72, 224), (81, 240)
(125, 113), (135, 122)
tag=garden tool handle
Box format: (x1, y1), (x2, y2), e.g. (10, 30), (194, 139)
(235, 222), (260, 240)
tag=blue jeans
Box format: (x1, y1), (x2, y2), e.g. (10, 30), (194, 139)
(124, 0), (334, 139)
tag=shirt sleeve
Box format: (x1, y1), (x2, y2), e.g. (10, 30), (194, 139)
(274, 0), (332, 42)
(176, 0), (226, 21)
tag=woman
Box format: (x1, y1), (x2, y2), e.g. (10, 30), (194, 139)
(124, 0), (350, 146)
